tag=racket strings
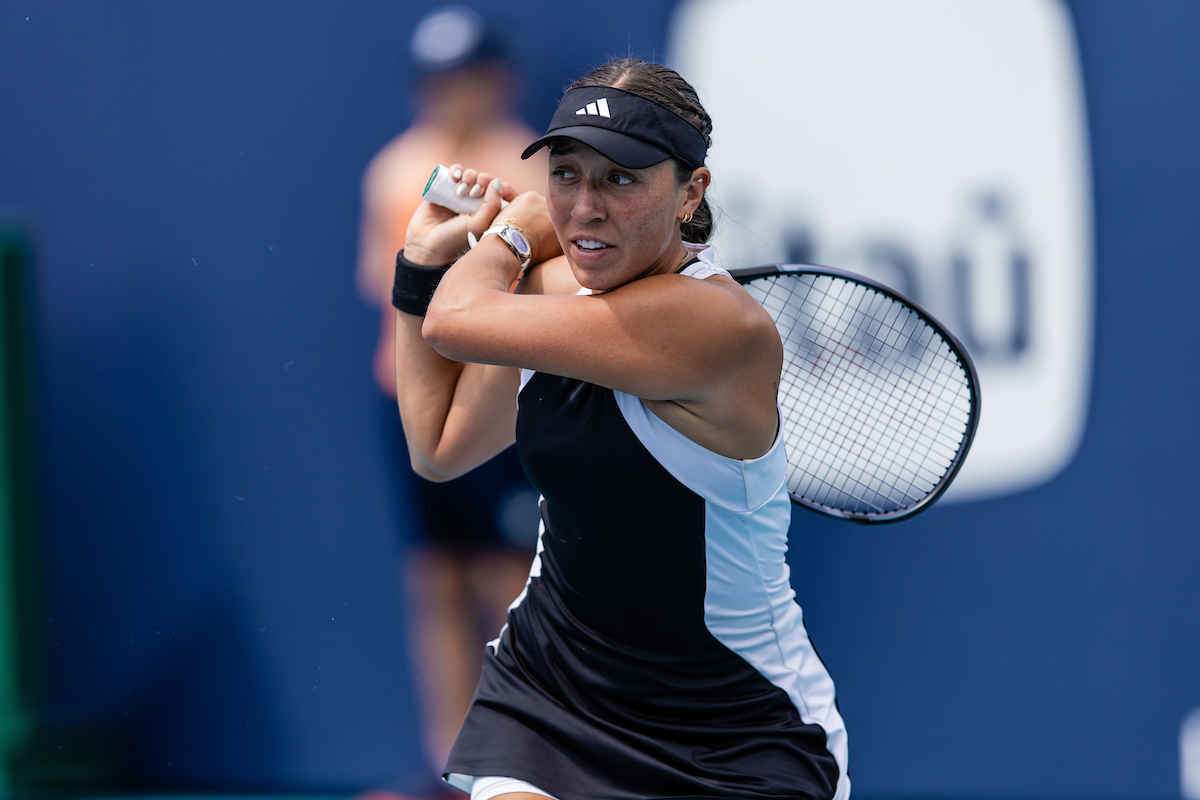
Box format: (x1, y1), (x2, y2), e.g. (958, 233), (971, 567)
(750, 274), (973, 517)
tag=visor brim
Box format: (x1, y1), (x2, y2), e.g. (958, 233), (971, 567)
(521, 126), (673, 169)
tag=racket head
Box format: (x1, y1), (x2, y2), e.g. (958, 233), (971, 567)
(732, 264), (981, 523)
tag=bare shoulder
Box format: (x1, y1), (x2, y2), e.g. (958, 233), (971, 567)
(706, 273), (781, 342)
(364, 129), (441, 196)
(700, 273), (783, 378)
(635, 274), (783, 459)
(639, 271), (780, 350)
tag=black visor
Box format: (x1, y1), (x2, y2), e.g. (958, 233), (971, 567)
(521, 86), (707, 170)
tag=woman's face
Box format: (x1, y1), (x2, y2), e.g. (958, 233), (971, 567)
(547, 141), (692, 292)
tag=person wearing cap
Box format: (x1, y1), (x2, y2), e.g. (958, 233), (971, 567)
(355, 6), (547, 789)
(391, 58), (849, 800)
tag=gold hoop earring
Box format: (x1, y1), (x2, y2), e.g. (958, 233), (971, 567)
(681, 213), (694, 224)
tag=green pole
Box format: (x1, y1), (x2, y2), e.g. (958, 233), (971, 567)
(0, 227), (37, 791)
(0, 225), (119, 792)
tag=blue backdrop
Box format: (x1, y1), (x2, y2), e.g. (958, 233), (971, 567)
(0, 1), (1196, 797)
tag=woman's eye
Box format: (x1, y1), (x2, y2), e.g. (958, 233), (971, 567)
(611, 174), (634, 186)
(552, 167), (577, 180)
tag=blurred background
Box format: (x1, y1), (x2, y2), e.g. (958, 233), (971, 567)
(0, 0), (1197, 798)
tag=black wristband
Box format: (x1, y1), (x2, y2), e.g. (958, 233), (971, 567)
(391, 249), (452, 317)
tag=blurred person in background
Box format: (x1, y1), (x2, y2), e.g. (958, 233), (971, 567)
(355, 6), (546, 794)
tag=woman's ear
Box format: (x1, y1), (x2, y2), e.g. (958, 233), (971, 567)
(683, 167), (711, 214)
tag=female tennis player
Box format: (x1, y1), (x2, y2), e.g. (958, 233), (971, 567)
(391, 58), (849, 800)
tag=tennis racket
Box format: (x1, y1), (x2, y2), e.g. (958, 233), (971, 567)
(731, 264), (980, 524)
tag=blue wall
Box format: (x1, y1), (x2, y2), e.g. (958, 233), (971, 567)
(0, 1), (1196, 797)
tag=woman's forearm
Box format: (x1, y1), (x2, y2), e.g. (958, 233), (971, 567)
(389, 175), (542, 480)
(393, 308), (519, 481)
(422, 235), (525, 363)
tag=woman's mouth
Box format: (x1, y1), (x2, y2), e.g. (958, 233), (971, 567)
(573, 239), (611, 252)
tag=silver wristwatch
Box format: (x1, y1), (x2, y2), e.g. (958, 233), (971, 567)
(469, 223), (533, 273)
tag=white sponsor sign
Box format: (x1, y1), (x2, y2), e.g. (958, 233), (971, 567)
(668, 0), (1093, 502)
(1185, 707), (1200, 800)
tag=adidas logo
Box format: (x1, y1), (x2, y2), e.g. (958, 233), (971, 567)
(575, 98), (611, 118)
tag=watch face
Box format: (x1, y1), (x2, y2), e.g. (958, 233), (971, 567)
(507, 228), (530, 257)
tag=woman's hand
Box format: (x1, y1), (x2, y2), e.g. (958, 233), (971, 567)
(491, 191), (563, 268)
(403, 166), (519, 266)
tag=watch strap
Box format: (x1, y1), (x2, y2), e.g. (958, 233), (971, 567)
(469, 223), (532, 273)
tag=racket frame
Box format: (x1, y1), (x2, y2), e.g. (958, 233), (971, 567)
(730, 263), (982, 523)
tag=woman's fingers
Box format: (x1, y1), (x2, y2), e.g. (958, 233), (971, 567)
(467, 178), (506, 232)
(467, 170), (489, 199)
(447, 166), (511, 202)
(406, 165), (522, 265)
(456, 168), (480, 197)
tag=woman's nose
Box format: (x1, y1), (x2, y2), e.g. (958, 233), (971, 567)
(572, 181), (605, 222)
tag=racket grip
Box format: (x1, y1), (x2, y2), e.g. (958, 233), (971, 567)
(421, 164), (508, 214)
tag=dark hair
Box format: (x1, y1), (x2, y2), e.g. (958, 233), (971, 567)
(568, 58), (715, 244)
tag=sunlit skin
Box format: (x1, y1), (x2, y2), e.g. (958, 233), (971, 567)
(547, 140), (709, 292)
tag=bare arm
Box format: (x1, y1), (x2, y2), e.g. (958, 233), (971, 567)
(393, 169), (536, 481)
(424, 185), (782, 460)
(427, 248), (764, 400)
(393, 311), (520, 481)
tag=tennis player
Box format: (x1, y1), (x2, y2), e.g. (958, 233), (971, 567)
(391, 58), (849, 800)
